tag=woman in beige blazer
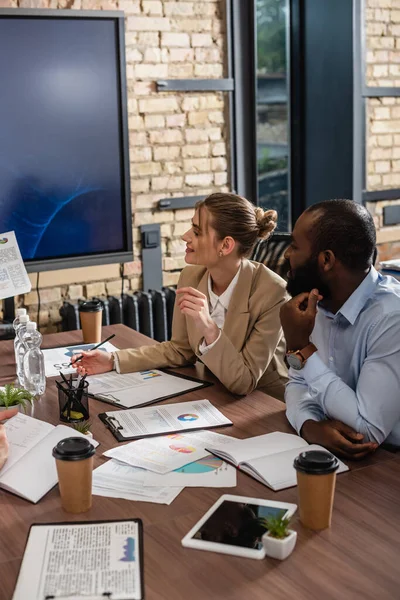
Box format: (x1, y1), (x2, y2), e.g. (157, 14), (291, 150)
(73, 193), (289, 400)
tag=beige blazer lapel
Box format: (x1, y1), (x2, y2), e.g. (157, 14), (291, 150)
(222, 259), (253, 350)
(187, 268), (209, 350)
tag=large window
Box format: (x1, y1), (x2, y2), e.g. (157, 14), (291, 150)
(256, 0), (289, 231)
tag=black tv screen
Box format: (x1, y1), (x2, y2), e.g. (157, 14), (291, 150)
(0, 10), (132, 271)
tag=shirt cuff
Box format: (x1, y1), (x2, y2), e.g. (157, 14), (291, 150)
(198, 330), (221, 355)
(301, 352), (330, 385)
(112, 351), (121, 374)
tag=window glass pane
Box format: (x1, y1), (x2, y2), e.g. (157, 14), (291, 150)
(256, 0), (289, 231)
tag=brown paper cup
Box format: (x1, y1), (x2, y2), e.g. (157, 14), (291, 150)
(294, 449), (339, 530)
(296, 470), (337, 530)
(53, 437), (95, 514)
(55, 455), (94, 513)
(79, 301), (103, 344)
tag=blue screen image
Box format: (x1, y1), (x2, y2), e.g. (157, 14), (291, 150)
(0, 18), (128, 262)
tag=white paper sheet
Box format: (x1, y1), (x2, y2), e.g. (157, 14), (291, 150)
(0, 231), (31, 300)
(144, 453), (237, 488)
(87, 369), (206, 408)
(102, 399), (232, 440)
(42, 341), (118, 377)
(12, 521), (143, 600)
(104, 430), (234, 474)
(92, 460), (182, 505)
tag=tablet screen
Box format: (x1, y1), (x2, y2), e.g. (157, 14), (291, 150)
(190, 500), (287, 550)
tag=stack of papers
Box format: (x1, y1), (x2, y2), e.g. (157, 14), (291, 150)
(93, 430), (237, 504)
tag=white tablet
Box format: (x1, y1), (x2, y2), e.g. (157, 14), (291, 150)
(181, 494), (297, 560)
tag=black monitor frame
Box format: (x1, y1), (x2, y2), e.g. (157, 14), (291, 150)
(0, 8), (132, 273)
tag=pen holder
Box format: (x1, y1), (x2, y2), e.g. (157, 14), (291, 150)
(57, 377), (90, 423)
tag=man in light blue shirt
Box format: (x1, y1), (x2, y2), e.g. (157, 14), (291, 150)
(280, 199), (400, 459)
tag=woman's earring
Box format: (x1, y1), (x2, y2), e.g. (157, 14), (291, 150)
(219, 250), (223, 258)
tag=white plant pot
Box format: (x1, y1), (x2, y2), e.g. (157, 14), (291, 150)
(85, 431), (93, 439)
(262, 529), (297, 561)
(0, 404), (23, 413)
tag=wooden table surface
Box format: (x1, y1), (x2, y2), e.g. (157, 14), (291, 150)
(0, 324), (399, 600)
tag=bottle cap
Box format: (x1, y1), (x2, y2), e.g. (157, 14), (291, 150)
(26, 322), (37, 331)
(19, 315), (30, 324)
(52, 437), (95, 462)
(293, 450), (339, 475)
(16, 308), (27, 317)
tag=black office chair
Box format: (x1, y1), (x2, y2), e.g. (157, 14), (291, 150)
(250, 233), (291, 280)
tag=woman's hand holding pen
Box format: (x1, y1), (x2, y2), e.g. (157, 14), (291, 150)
(177, 287), (219, 345)
(71, 350), (113, 376)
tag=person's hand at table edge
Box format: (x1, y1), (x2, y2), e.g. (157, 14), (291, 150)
(0, 408), (19, 470)
(301, 419), (378, 460)
(71, 350), (114, 376)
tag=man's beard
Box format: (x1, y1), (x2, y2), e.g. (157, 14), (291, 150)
(286, 258), (331, 299)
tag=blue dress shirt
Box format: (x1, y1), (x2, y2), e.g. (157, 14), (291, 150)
(285, 267), (400, 446)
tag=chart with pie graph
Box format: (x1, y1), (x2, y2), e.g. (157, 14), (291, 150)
(175, 455), (224, 474)
(169, 444), (196, 454)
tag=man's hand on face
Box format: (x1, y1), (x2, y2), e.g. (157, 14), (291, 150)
(301, 419), (378, 460)
(280, 288), (323, 350)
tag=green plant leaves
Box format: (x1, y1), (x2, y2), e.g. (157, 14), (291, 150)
(0, 384), (35, 408)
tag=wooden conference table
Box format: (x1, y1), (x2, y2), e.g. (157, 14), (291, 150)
(0, 324), (400, 600)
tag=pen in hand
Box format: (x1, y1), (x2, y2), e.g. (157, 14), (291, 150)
(69, 333), (116, 366)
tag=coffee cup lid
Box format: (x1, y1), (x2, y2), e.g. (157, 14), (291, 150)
(52, 437), (95, 461)
(79, 300), (103, 313)
(293, 450), (339, 475)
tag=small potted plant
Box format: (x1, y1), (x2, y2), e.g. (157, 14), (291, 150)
(260, 514), (297, 561)
(71, 420), (93, 438)
(0, 384), (35, 413)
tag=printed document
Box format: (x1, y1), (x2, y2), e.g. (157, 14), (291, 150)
(144, 453), (237, 488)
(0, 230), (31, 299)
(104, 430), (235, 474)
(12, 520), (143, 600)
(101, 399), (232, 441)
(87, 368), (208, 408)
(92, 460), (183, 504)
(42, 341), (118, 377)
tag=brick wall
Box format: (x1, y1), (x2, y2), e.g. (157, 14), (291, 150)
(365, 0), (400, 263)
(4, 0), (229, 331)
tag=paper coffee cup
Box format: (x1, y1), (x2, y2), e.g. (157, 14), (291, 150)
(53, 437), (95, 514)
(79, 300), (103, 343)
(293, 450), (339, 530)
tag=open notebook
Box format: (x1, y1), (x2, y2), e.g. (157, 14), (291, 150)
(206, 431), (348, 491)
(1, 413), (98, 503)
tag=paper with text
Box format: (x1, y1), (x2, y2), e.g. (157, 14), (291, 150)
(12, 521), (143, 600)
(0, 231), (31, 300)
(102, 399), (232, 440)
(104, 430), (234, 474)
(87, 369), (207, 408)
(92, 460), (183, 504)
(42, 341), (118, 377)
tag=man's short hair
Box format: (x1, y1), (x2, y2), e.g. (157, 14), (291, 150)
(306, 199), (376, 270)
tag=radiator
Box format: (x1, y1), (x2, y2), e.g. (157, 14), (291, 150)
(60, 287), (177, 343)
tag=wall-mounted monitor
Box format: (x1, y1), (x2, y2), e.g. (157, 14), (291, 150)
(0, 9), (132, 272)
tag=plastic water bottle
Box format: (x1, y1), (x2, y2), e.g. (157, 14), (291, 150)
(13, 308), (27, 364)
(23, 322), (46, 396)
(15, 313), (30, 385)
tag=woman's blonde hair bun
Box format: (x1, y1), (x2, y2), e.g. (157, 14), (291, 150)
(254, 207), (278, 240)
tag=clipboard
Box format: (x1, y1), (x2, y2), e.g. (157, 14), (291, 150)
(88, 369), (212, 410)
(13, 519), (144, 600)
(98, 399), (233, 443)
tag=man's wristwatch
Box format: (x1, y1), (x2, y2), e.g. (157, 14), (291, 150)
(286, 343), (317, 370)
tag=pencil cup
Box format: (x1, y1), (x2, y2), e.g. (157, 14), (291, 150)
(79, 300), (103, 343)
(53, 437), (95, 513)
(293, 450), (339, 530)
(57, 376), (89, 423)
